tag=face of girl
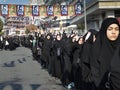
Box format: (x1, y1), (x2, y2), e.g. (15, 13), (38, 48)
(78, 38), (84, 44)
(57, 35), (61, 40)
(106, 24), (120, 41)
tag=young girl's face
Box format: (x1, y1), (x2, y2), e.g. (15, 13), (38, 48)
(106, 24), (120, 41)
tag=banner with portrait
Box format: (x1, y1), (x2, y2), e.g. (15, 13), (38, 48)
(24, 5), (32, 16)
(0, 4), (82, 17)
(9, 4), (16, 16)
(1, 4), (8, 16)
(74, 2), (82, 15)
(54, 5), (61, 17)
(46, 5), (54, 16)
(17, 5), (24, 16)
(32, 5), (39, 16)
(61, 5), (68, 16)
(68, 5), (75, 16)
(39, 5), (47, 17)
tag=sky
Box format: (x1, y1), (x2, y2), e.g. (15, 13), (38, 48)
(0, 0), (29, 5)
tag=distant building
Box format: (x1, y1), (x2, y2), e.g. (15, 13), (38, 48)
(70, 0), (120, 32)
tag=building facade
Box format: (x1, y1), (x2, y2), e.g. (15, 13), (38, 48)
(70, 0), (120, 32)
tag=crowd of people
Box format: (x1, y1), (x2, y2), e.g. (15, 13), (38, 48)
(0, 17), (120, 90)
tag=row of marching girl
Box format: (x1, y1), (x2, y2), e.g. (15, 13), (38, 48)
(0, 35), (20, 50)
(36, 29), (98, 90)
(32, 17), (120, 90)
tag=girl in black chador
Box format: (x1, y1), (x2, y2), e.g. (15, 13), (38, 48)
(41, 33), (53, 69)
(60, 33), (76, 89)
(90, 18), (120, 90)
(80, 29), (98, 90)
(51, 34), (64, 79)
(71, 36), (84, 90)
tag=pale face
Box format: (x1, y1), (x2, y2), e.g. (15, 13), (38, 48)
(78, 38), (84, 44)
(106, 24), (120, 41)
(56, 35), (61, 40)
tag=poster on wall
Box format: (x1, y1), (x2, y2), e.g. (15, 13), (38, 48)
(46, 5), (54, 16)
(1, 4), (8, 16)
(17, 5), (24, 16)
(25, 5), (32, 16)
(9, 4), (16, 16)
(32, 5), (39, 16)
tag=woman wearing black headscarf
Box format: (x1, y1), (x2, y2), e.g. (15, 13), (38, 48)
(80, 29), (98, 90)
(110, 45), (120, 90)
(90, 18), (120, 90)
(51, 34), (64, 79)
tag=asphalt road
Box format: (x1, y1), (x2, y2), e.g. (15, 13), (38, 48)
(0, 47), (67, 90)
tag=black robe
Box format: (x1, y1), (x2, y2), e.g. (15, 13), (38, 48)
(90, 18), (120, 90)
(51, 39), (64, 79)
(110, 46), (120, 90)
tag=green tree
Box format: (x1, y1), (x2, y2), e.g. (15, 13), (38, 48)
(77, 23), (85, 33)
(0, 18), (3, 33)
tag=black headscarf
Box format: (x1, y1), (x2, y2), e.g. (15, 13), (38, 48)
(81, 29), (98, 63)
(90, 18), (120, 87)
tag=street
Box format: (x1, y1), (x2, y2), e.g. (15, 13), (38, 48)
(0, 47), (67, 90)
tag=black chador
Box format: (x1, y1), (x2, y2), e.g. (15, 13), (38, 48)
(51, 34), (64, 79)
(90, 18), (120, 90)
(61, 35), (73, 86)
(80, 29), (98, 90)
(41, 34), (53, 69)
(72, 39), (83, 90)
(110, 45), (120, 90)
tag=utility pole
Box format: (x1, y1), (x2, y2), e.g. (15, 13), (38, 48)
(83, 0), (87, 33)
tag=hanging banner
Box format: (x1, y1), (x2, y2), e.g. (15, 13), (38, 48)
(61, 5), (68, 16)
(68, 5), (75, 16)
(16, 5), (24, 16)
(1, 4), (8, 16)
(24, 5), (32, 16)
(46, 5), (54, 16)
(39, 5), (47, 17)
(9, 4), (16, 16)
(0, 3), (82, 17)
(32, 5), (39, 16)
(54, 5), (61, 17)
(75, 2), (82, 15)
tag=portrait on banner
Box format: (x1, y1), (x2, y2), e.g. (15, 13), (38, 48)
(47, 5), (54, 16)
(1, 4), (8, 15)
(17, 5), (24, 16)
(32, 5), (39, 16)
(61, 5), (68, 16)
(75, 3), (82, 15)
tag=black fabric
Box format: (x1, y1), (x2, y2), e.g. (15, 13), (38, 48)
(90, 18), (120, 89)
(51, 39), (64, 79)
(110, 46), (120, 90)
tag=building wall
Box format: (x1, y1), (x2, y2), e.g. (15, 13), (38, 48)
(70, 0), (120, 32)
